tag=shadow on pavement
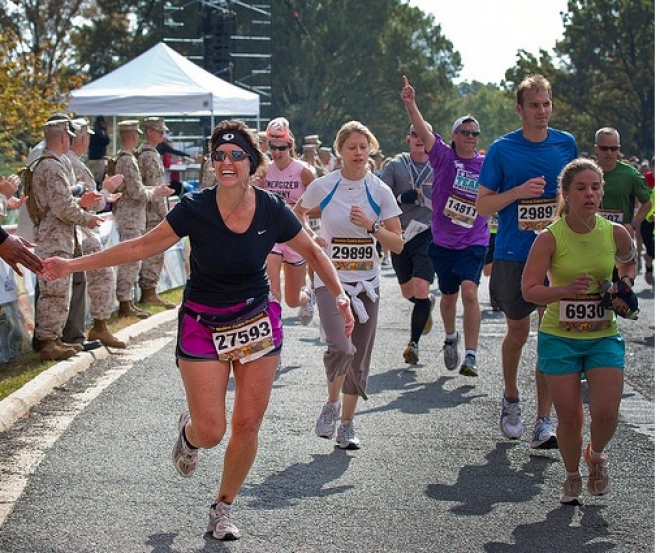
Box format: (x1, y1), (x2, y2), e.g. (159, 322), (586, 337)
(425, 442), (557, 516)
(241, 448), (355, 508)
(483, 505), (613, 553)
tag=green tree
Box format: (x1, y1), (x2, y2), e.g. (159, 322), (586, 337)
(505, 0), (654, 157)
(271, 0), (462, 155)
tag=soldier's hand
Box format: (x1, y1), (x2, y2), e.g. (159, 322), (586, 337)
(154, 184), (175, 197)
(0, 175), (20, 198)
(0, 234), (43, 276)
(7, 194), (27, 209)
(102, 174), (124, 193)
(85, 215), (104, 229)
(80, 191), (104, 209)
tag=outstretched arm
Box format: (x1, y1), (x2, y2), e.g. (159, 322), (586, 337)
(400, 75), (435, 153)
(42, 219), (180, 280)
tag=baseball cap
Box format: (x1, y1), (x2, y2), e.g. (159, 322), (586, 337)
(452, 115), (480, 133)
(266, 117), (291, 142)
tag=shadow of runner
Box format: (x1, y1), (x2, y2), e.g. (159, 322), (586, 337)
(426, 442), (558, 516)
(361, 373), (486, 415)
(483, 505), (614, 553)
(241, 449), (355, 509)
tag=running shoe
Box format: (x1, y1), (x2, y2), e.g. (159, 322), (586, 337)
(403, 341), (419, 364)
(299, 287), (315, 326)
(172, 411), (198, 477)
(443, 333), (460, 370)
(530, 416), (558, 449)
(500, 396), (523, 439)
(584, 443), (611, 495)
(422, 294), (436, 335)
(560, 476), (584, 506)
(336, 420), (361, 450)
(208, 502), (241, 541)
(315, 402), (341, 438)
(459, 354), (478, 377)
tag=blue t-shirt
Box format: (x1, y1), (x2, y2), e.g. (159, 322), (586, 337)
(479, 128), (577, 261)
(167, 186), (302, 306)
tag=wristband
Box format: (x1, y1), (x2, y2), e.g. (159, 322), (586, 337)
(621, 275), (635, 287)
(336, 294), (349, 306)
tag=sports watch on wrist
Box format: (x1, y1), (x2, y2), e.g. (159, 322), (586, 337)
(367, 221), (380, 234)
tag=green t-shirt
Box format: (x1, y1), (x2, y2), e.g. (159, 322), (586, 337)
(540, 215), (618, 339)
(600, 161), (651, 224)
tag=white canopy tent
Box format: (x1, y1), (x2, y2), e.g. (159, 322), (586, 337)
(67, 42), (260, 121)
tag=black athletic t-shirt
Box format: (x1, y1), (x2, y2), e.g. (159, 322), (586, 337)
(167, 186), (302, 306)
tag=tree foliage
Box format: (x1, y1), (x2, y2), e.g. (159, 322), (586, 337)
(271, 0), (462, 154)
(505, 0), (654, 158)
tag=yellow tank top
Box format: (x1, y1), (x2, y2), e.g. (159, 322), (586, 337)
(540, 215), (618, 339)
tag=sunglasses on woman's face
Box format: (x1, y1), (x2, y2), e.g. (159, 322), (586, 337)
(212, 150), (249, 162)
(269, 143), (289, 151)
(457, 130), (480, 137)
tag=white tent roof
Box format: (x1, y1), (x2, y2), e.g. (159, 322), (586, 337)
(67, 42), (260, 118)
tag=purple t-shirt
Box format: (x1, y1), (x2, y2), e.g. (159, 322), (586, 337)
(428, 134), (489, 249)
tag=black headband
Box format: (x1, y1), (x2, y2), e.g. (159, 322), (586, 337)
(212, 131), (259, 174)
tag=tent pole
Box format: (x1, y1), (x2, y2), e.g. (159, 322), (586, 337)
(113, 115), (117, 155)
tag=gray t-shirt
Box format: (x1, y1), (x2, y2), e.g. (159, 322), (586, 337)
(380, 153), (433, 229)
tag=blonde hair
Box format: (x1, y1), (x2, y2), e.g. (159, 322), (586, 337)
(556, 158), (604, 217)
(333, 121), (379, 156)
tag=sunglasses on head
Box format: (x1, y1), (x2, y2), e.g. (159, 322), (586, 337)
(409, 131), (419, 138)
(457, 130), (480, 137)
(269, 143), (290, 151)
(212, 150), (249, 162)
(597, 145), (620, 152)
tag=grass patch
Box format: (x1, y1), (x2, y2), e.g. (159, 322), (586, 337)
(0, 286), (184, 402)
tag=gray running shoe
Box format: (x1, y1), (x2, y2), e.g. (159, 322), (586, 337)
(172, 411), (198, 477)
(315, 402), (341, 438)
(443, 333), (460, 370)
(530, 416), (558, 449)
(459, 354), (478, 377)
(403, 341), (419, 364)
(336, 420), (361, 450)
(208, 502), (241, 541)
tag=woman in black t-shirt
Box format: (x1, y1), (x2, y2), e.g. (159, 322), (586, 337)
(42, 119), (354, 542)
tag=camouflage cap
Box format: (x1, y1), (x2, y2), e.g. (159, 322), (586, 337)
(144, 117), (169, 132)
(71, 117), (95, 136)
(43, 118), (76, 137)
(118, 120), (143, 134)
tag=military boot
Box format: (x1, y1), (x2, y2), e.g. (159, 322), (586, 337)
(118, 301), (151, 319)
(138, 287), (176, 309)
(39, 340), (78, 361)
(88, 319), (127, 348)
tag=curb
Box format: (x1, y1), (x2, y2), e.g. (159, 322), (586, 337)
(0, 309), (178, 433)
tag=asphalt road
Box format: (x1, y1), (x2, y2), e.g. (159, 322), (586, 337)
(0, 267), (654, 552)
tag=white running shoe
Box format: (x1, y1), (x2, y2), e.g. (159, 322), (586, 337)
(172, 411), (198, 477)
(208, 502), (241, 541)
(299, 287), (315, 325)
(336, 420), (361, 449)
(500, 396), (523, 439)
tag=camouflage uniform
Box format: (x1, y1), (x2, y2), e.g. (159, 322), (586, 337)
(136, 141), (168, 289)
(66, 150), (115, 320)
(32, 149), (97, 342)
(113, 147), (152, 303)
